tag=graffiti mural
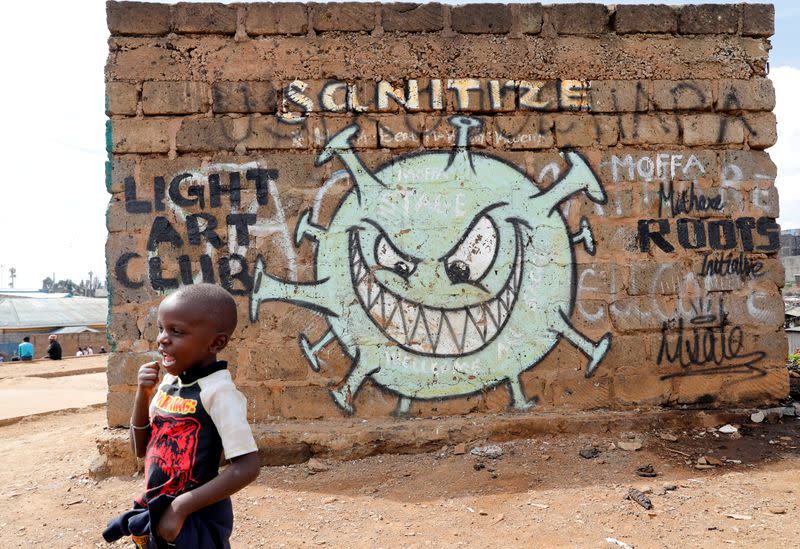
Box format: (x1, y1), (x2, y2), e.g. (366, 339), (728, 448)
(250, 116), (612, 414)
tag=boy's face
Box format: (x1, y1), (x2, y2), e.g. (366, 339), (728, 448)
(156, 296), (226, 376)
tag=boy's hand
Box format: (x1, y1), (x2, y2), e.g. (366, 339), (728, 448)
(156, 501), (187, 542)
(136, 361), (160, 396)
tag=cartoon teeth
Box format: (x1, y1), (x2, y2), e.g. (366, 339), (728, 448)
(250, 116), (612, 415)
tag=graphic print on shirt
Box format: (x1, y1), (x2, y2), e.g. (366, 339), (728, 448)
(145, 414), (201, 499)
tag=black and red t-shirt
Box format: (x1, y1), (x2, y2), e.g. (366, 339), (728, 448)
(140, 361), (257, 504)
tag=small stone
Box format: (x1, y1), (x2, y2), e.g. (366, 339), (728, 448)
(637, 485), (653, 494)
(703, 455), (723, 466)
(306, 459), (330, 473)
(579, 447), (600, 459)
(470, 445), (503, 459)
(618, 441), (643, 451)
(695, 464), (716, 470)
(478, 510), (488, 516)
(751, 411), (765, 423)
(659, 433), (679, 442)
(725, 513), (753, 520)
(718, 424), (738, 434)
(768, 507), (786, 514)
(542, 454), (551, 461)
(453, 443), (467, 455)
(663, 482), (678, 491)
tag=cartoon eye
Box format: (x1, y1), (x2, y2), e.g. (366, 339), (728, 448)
(375, 234), (416, 279)
(444, 215), (498, 284)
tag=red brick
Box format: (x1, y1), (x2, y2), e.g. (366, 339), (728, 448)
(679, 4), (739, 35)
(382, 3), (443, 33)
(742, 4), (774, 37)
(142, 81), (208, 114)
(378, 114), (424, 148)
(112, 118), (171, 153)
(451, 4), (512, 34)
(244, 116), (310, 150)
(618, 114), (679, 145)
(312, 3), (375, 32)
(651, 80), (713, 111)
(716, 78), (775, 112)
(107, 1), (171, 35)
(246, 3), (308, 35)
(614, 4), (677, 34)
(106, 82), (139, 115)
(172, 2), (237, 34)
(548, 3), (609, 35)
(212, 81), (276, 113)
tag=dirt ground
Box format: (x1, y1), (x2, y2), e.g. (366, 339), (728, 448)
(0, 406), (798, 548)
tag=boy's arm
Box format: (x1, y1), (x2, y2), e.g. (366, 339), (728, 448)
(130, 361), (160, 457)
(156, 451), (260, 541)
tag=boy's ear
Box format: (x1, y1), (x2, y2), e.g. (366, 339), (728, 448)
(209, 333), (230, 354)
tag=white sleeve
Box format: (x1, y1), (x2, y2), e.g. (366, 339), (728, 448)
(202, 381), (258, 460)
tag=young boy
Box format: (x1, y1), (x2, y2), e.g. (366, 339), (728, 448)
(104, 283), (260, 548)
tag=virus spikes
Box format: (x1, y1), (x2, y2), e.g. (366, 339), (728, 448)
(445, 116), (483, 172)
(315, 124), (386, 206)
(532, 151), (607, 216)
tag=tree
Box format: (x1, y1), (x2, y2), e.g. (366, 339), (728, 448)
(41, 277), (54, 293)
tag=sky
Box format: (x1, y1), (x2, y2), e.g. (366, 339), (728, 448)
(0, 0), (798, 290)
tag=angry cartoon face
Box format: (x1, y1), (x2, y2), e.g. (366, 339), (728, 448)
(251, 116), (611, 414)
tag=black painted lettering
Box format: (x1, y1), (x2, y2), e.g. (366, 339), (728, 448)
(154, 176), (166, 212)
(677, 218), (707, 249)
(186, 213), (223, 249)
(146, 216), (184, 251)
(756, 217), (780, 252)
(219, 254), (252, 295)
(124, 176), (151, 214)
(735, 217), (756, 252)
(226, 213), (257, 246)
(168, 173), (205, 209)
(148, 256), (179, 291)
(246, 168), (277, 206)
(209, 172), (242, 209)
(708, 220), (737, 250)
(638, 219), (674, 253)
(114, 252), (144, 289)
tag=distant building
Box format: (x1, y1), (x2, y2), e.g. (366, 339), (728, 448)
(780, 229), (800, 285)
(0, 290), (107, 359)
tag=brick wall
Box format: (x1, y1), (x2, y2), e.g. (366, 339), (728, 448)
(105, 2), (785, 426)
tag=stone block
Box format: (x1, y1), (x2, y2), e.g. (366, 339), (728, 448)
(112, 118), (172, 153)
(107, 389), (136, 427)
(378, 114), (424, 148)
(742, 4), (774, 37)
(312, 2), (375, 32)
(244, 116), (309, 150)
(381, 3), (443, 32)
(422, 114), (491, 148)
(651, 80), (713, 111)
(678, 4), (738, 34)
(588, 80), (649, 113)
(614, 4), (677, 34)
(142, 81), (208, 115)
(309, 116), (377, 149)
(450, 4), (512, 34)
(278, 385), (340, 419)
(172, 2), (238, 34)
(514, 3), (543, 35)
(212, 81), (277, 113)
(716, 78), (775, 112)
(683, 114), (744, 146)
(618, 114), (680, 145)
(176, 116), (242, 152)
(106, 82), (139, 115)
(107, 1), (171, 35)
(548, 3), (609, 35)
(721, 150), (776, 182)
(493, 114), (553, 149)
(555, 114), (617, 147)
(106, 41), (193, 82)
(628, 261), (683, 296)
(745, 112), (777, 149)
(246, 3), (308, 35)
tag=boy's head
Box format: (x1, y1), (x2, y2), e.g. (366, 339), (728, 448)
(23, 336), (30, 342)
(156, 283), (238, 376)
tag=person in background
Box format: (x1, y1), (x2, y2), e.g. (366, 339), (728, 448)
(18, 337), (34, 361)
(100, 347), (107, 353)
(46, 335), (62, 360)
(86, 346), (94, 355)
(76, 347), (84, 357)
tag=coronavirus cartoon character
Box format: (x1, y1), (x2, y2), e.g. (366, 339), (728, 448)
(250, 116), (611, 415)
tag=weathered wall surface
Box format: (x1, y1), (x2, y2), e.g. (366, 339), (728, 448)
(105, 1), (786, 426)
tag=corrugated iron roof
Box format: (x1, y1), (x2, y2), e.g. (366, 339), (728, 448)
(0, 296), (107, 329)
(51, 326), (101, 334)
